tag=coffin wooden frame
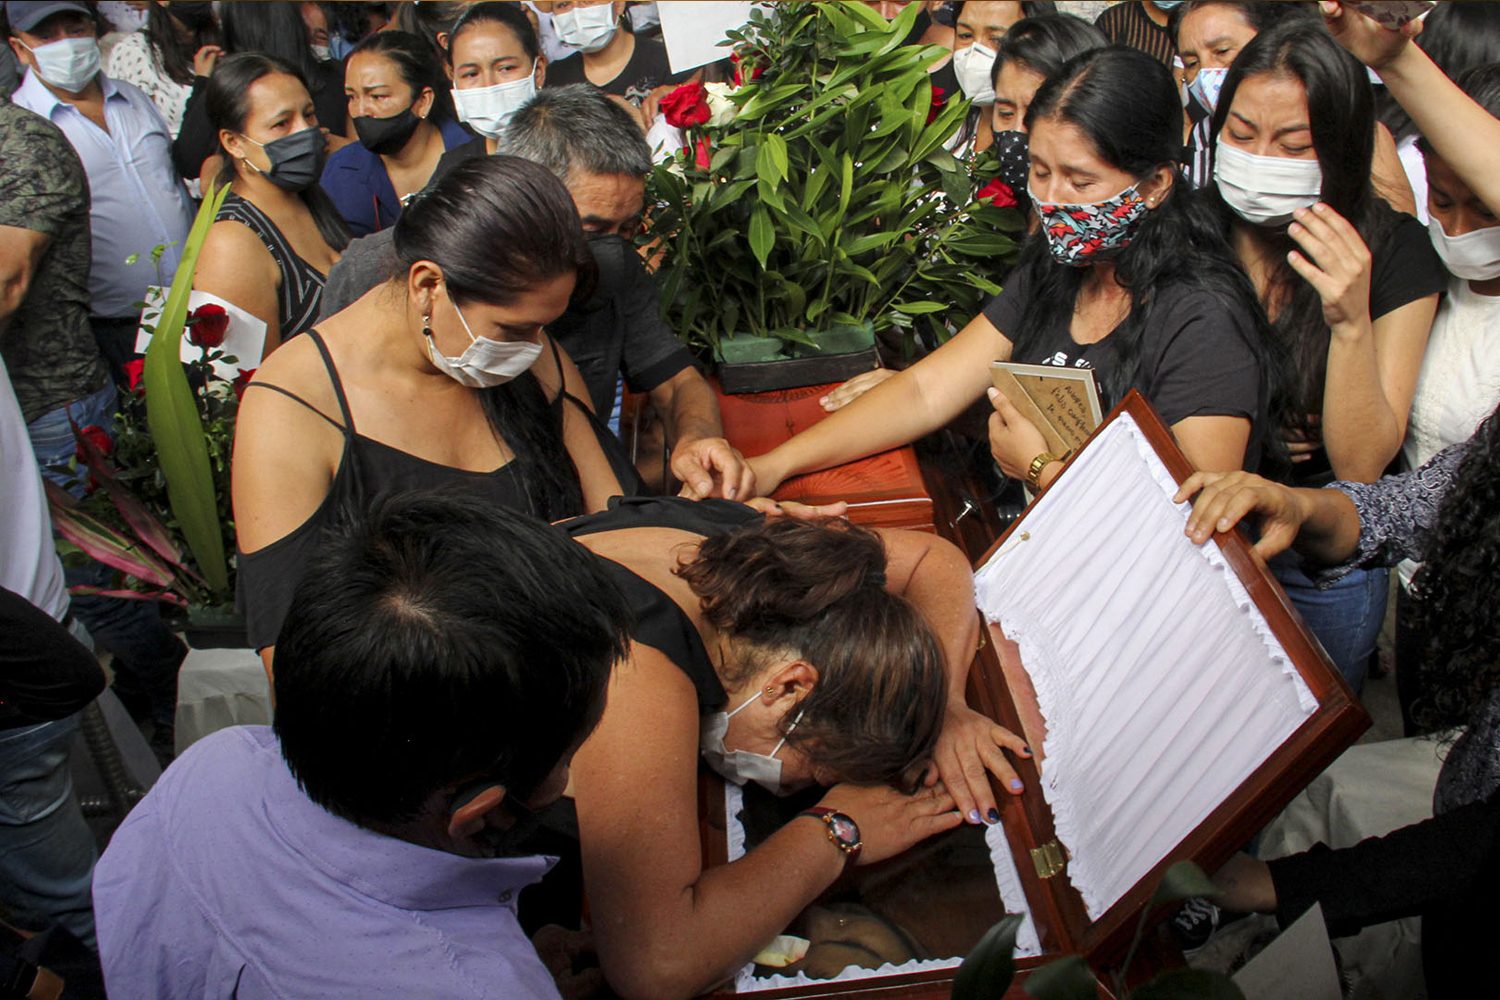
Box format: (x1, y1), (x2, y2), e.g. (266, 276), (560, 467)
(701, 390), (1370, 998)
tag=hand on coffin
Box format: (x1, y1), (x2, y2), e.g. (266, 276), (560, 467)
(819, 368), (897, 412)
(1286, 203), (1374, 337)
(741, 453), (786, 499)
(986, 387), (1058, 488)
(815, 781), (963, 866)
(928, 703), (1033, 826)
(1320, 2), (1423, 71)
(1174, 470), (1312, 560)
(741, 497), (851, 520)
(673, 436), (756, 501)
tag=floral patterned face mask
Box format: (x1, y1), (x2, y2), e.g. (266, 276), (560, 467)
(1028, 181), (1150, 267)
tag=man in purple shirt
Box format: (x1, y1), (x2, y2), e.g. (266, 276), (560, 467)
(92, 492), (632, 999)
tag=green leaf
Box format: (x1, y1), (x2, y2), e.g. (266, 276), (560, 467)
(143, 182), (231, 593)
(709, 145), (737, 174)
(950, 914), (1019, 1000)
(1022, 955), (1098, 1000)
(838, 153), (854, 216)
(1130, 969), (1246, 1000)
(892, 301), (946, 315)
(749, 206), (773, 270)
(763, 133), (789, 182)
(1149, 861), (1223, 909)
(837, 0), (890, 31)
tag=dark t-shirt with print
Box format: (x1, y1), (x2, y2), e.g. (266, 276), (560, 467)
(544, 36), (685, 104)
(0, 103), (107, 423)
(983, 256), (1265, 467)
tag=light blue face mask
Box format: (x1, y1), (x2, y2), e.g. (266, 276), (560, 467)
(700, 694), (805, 796)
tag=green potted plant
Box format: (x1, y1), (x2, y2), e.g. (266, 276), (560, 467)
(47, 183), (247, 648)
(647, 0), (1024, 394)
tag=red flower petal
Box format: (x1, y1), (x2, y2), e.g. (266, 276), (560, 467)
(187, 302), (229, 348)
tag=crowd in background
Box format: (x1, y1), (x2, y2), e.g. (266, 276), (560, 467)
(3, 2), (1500, 998)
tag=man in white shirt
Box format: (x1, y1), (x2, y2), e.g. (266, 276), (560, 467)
(8, 0), (195, 388)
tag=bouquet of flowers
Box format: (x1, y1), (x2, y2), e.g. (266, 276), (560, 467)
(48, 184), (239, 612)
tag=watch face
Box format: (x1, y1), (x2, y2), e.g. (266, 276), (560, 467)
(828, 813), (860, 847)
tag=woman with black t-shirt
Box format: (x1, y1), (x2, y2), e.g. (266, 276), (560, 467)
(741, 47), (1268, 500)
(543, 0), (687, 123)
(1206, 23), (1445, 692)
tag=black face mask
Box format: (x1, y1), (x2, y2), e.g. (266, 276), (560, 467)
(244, 125), (327, 192)
(993, 129), (1030, 198)
(168, 1), (216, 32)
(354, 107), (423, 156)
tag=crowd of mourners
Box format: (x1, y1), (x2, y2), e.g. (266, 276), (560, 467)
(2, 1), (1499, 997)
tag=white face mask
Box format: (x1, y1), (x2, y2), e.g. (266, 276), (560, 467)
(700, 694), (804, 797)
(424, 297), (544, 388)
(952, 42), (998, 104)
(1427, 216), (1500, 281)
(451, 64), (537, 140)
(1214, 142), (1323, 228)
(553, 3), (618, 54)
(22, 35), (100, 94)
(1188, 66), (1228, 114)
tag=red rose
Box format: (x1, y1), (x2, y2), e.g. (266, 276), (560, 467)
(976, 178), (1018, 208)
(186, 303), (229, 348)
(694, 136), (711, 172)
(75, 425), (114, 463)
(927, 85), (947, 125)
(232, 367), (257, 401)
(123, 358), (146, 393)
(660, 81), (711, 129)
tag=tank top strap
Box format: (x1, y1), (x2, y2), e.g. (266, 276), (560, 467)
(304, 329), (356, 433)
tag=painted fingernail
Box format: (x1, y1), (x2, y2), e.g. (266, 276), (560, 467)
(1008, 779), (1024, 792)
(1022, 746), (1032, 756)
(968, 809), (983, 824)
(987, 808), (1000, 824)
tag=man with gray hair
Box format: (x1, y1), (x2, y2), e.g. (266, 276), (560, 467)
(321, 85), (752, 501)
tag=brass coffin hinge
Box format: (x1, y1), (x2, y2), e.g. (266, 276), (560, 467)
(1031, 839), (1066, 879)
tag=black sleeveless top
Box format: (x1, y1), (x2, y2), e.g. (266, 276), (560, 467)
(559, 496), (766, 711)
(217, 192), (328, 341)
(236, 330), (543, 649)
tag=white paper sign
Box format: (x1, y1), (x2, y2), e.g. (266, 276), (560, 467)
(135, 288), (267, 380)
(658, 2), (761, 74)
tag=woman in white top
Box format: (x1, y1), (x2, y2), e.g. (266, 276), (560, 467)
(105, 1), (221, 137)
(1391, 63), (1500, 732)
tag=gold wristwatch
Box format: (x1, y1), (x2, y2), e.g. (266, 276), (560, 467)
(1025, 451), (1068, 491)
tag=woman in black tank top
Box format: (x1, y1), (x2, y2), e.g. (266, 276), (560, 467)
(552, 495), (1032, 999)
(233, 156), (627, 658)
(194, 54), (352, 357)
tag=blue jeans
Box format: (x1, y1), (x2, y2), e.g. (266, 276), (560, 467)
(1269, 549), (1387, 695)
(27, 383), (185, 726)
(0, 711), (97, 950)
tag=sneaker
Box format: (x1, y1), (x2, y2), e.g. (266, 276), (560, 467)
(1169, 897), (1221, 954)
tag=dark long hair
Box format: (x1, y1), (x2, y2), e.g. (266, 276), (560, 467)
(393, 0), (475, 62)
(676, 517), (949, 788)
(143, 2), (221, 87)
(391, 155), (597, 520)
(1167, 1), (1319, 48)
(1377, 1), (1500, 141)
(989, 13), (1107, 87)
(345, 29), (455, 124)
(220, 0), (335, 92)
(1409, 405), (1500, 732)
(207, 53), (352, 252)
(1013, 46), (1269, 410)
(1207, 22), (1400, 451)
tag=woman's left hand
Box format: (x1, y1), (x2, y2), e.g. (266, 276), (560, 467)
(1286, 202), (1373, 335)
(927, 702), (1032, 826)
(986, 387), (1051, 482)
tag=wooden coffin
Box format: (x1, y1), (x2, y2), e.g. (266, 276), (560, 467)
(700, 391), (1370, 998)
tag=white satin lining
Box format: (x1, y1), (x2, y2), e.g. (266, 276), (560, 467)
(973, 414), (1316, 920)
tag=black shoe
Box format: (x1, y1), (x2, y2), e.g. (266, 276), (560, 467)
(1168, 897), (1221, 954)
